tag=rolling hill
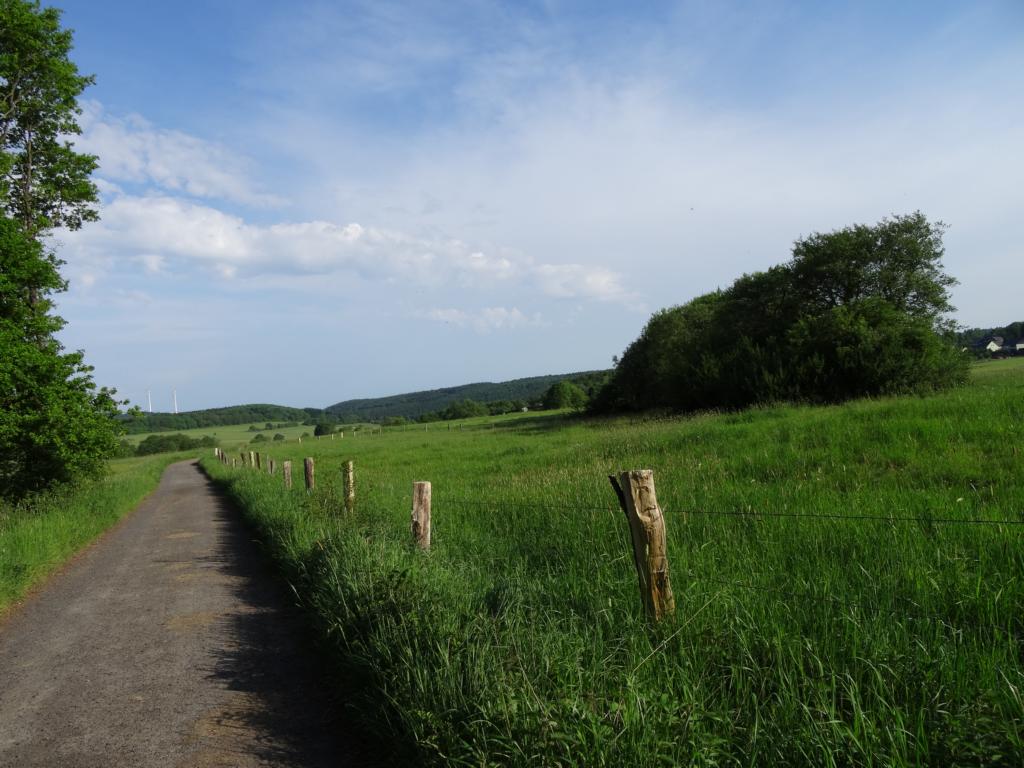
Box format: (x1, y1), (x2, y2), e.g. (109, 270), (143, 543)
(325, 370), (610, 422)
(122, 371), (611, 433)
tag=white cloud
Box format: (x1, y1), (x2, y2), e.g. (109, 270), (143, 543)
(137, 254), (167, 274)
(77, 102), (282, 207)
(424, 306), (540, 333)
(532, 263), (632, 302)
(61, 193), (631, 302)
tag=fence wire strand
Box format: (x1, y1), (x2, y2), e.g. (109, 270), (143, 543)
(438, 497), (1024, 527)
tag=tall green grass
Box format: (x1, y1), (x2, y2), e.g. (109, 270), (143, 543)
(203, 360), (1024, 766)
(0, 453), (188, 614)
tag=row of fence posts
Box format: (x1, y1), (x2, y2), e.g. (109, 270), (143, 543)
(213, 448), (674, 621)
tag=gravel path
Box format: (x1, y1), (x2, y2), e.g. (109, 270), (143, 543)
(0, 460), (370, 767)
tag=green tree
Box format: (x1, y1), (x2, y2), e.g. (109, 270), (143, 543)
(441, 399), (488, 420)
(313, 422), (335, 436)
(594, 213), (967, 414)
(542, 380), (589, 410)
(1, 0), (98, 236)
(0, 2), (118, 499)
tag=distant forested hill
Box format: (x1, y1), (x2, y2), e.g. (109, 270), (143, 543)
(121, 371), (611, 433)
(325, 371), (611, 422)
(121, 404), (317, 434)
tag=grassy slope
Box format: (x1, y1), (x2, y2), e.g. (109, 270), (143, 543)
(123, 411), (537, 450)
(121, 421), (314, 448)
(201, 360), (1024, 766)
(0, 453), (189, 615)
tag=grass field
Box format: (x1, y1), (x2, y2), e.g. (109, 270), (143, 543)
(124, 410), (546, 451)
(121, 420), (312, 448)
(0, 453), (188, 616)
(200, 360), (1024, 766)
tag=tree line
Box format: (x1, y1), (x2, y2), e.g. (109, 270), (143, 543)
(1, 0), (120, 499)
(121, 404), (316, 434)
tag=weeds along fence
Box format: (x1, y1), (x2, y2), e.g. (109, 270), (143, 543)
(211, 447), (1024, 628)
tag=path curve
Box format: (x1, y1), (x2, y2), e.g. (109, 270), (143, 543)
(0, 460), (369, 767)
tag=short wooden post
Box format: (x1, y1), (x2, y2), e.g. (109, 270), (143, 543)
(304, 457), (315, 491)
(298, 436), (302, 444)
(343, 461), (355, 513)
(411, 481), (431, 550)
(283, 460), (292, 489)
(231, 458), (237, 468)
(269, 458), (276, 475)
(340, 431), (344, 439)
(255, 452), (262, 470)
(249, 451), (256, 468)
(609, 470), (675, 621)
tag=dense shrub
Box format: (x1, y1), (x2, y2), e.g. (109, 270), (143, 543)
(134, 433), (216, 456)
(594, 213), (968, 413)
(542, 380), (589, 410)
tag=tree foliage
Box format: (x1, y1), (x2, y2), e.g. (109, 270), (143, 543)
(594, 213), (968, 414)
(542, 380), (589, 410)
(135, 433), (216, 457)
(0, 2), (118, 499)
(121, 405), (310, 434)
(0, 0), (98, 234)
(326, 371), (609, 423)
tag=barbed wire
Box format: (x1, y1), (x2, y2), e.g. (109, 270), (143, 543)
(681, 570), (974, 627)
(436, 497), (1024, 527)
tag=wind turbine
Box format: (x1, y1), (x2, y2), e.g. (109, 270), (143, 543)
(173, 388), (178, 414)
(147, 389), (153, 413)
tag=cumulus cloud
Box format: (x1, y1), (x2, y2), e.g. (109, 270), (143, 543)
(77, 102), (282, 207)
(61, 193), (631, 301)
(424, 306), (540, 333)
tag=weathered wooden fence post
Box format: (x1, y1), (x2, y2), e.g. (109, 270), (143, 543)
(231, 458), (237, 468)
(298, 436), (302, 444)
(283, 460), (292, 489)
(249, 451), (256, 468)
(343, 460), (355, 513)
(411, 481), (431, 550)
(269, 458), (276, 475)
(304, 457), (315, 491)
(609, 470), (675, 621)
(255, 453), (262, 471)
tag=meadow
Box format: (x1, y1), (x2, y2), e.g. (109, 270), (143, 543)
(0, 453), (188, 615)
(120, 420), (312, 448)
(200, 359), (1024, 765)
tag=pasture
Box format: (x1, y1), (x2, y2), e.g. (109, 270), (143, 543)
(200, 359), (1024, 766)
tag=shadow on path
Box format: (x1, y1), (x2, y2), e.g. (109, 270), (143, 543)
(188, 470), (377, 767)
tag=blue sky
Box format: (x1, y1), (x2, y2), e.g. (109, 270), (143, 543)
(49, 0), (1024, 411)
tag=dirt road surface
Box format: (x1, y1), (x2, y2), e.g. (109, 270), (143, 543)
(0, 461), (370, 767)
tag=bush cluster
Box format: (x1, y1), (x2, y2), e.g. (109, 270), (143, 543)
(594, 213), (968, 413)
(134, 433), (217, 456)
